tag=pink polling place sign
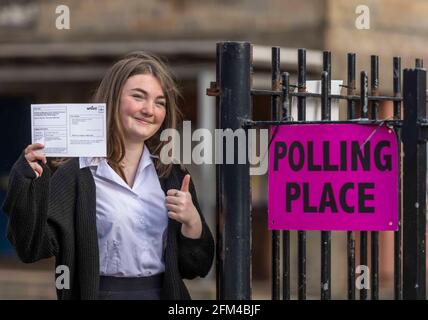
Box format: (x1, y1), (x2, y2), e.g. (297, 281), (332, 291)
(268, 124), (398, 231)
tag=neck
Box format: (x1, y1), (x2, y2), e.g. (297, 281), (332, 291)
(123, 140), (145, 167)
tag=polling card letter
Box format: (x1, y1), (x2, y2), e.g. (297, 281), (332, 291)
(31, 103), (107, 157)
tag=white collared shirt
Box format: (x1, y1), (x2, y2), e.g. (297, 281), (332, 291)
(79, 145), (168, 277)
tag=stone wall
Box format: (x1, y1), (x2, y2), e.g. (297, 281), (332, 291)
(2, 0), (427, 93)
(326, 0), (428, 93)
(0, 0), (326, 48)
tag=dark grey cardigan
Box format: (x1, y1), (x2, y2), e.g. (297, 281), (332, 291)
(2, 153), (214, 300)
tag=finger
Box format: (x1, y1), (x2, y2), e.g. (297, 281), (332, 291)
(166, 203), (181, 212)
(29, 162), (43, 178)
(167, 189), (180, 196)
(165, 196), (182, 205)
(35, 152), (47, 165)
(28, 163), (39, 178)
(180, 174), (190, 192)
(25, 143), (44, 154)
(26, 151), (47, 164)
(33, 162), (43, 177)
(27, 151), (46, 163)
(168, 211), (180, 221)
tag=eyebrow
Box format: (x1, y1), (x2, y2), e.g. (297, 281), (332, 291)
(131, 88), (165, 100)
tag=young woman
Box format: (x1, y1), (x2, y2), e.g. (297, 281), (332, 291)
(2, 52), (214, 300)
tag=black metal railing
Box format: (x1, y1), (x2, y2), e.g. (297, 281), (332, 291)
(211, 41), (427, 300)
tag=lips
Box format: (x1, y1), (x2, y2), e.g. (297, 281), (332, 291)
(134, 117), (152, 125)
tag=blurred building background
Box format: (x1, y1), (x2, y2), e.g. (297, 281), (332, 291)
(0, 0), (427, 299)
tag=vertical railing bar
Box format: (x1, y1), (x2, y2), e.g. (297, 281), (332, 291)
(347, 52), (356, 300)
(215, 42), (222, 301)
(347, 53), (357, 120)
(360, 70), (369, 300)
(298, 48), (307, 120)
(271, 47), (281, 300)
(370, 55), (380, 300)
(371, 218), (379, 298)
(360, 231), (368, 300)
(370, 55), (380, 119)
(361, 71), (369, 119)
(393, 56), (402, 300)
(403, 68), (427, 300)
(281, 71), (291, 300)
(297, 48), (307, 300)
(323, 51), (332, 119)
(217, 42), (252, 299)
(321, 72), (329, 115)
(321, 51), (332, 300)
(282, 72), (290, 121)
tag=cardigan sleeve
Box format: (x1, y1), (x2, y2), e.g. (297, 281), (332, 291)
(2, 151), (60, 263)
(176, 169), (215, 279)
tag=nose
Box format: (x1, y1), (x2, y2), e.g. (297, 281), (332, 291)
(140, 99), (155, 117)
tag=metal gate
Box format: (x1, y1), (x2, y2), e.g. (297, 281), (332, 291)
(209, 41), (427, 300)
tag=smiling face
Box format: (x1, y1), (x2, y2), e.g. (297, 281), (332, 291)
(119, 73), (167, 144)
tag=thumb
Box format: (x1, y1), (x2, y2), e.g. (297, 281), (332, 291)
(180, 174), (190, 192)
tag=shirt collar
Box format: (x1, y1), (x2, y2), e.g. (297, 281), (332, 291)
(136, 144), (155, 174)
(79, 156), (103, 169)
(79, 145), (158, 170)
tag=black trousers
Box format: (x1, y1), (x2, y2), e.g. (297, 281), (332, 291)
(98, 273), (164, 300)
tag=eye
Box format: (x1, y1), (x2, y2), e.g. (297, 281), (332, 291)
(132, 94), (145, 100)
(156, 101), (166, 108)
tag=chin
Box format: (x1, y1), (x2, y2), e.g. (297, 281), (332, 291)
(129, 131), (156, 142)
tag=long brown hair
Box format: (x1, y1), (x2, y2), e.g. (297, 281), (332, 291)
(53, 52), (182, 180)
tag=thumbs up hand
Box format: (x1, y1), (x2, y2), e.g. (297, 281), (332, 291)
(166, 174), (202, 239)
